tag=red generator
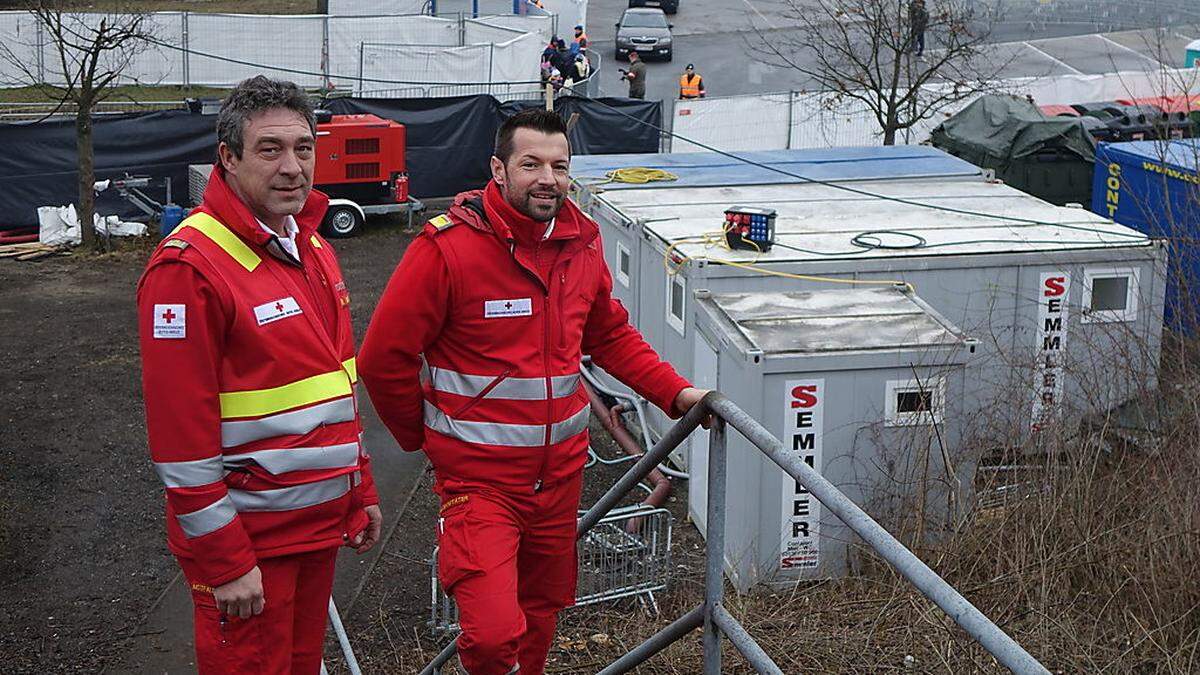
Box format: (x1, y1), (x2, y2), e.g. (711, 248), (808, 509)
(314, 111), (419, 237)
(187, 111), (423, 238)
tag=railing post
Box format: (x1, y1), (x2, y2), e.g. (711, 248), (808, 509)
(35, 17), (45, 85)
(785, 90), (794, 149)
(181, 12), (190, 88)
(357, 42), (364, 96)
(322, 15), (331, 90)
(702, 416), (727, 675)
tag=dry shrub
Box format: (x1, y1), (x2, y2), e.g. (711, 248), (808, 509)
(545, 345), (1200, 673)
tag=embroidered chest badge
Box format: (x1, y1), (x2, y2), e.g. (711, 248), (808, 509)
(254, 297), (304, 326)
(484, 298), (533, 318)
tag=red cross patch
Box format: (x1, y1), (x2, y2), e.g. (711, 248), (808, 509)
(152, 304), (186, 339)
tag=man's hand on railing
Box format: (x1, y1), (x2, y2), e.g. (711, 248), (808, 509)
(673, 387), (714, 429)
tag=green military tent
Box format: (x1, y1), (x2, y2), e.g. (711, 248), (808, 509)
(930, 95), (1097, 206)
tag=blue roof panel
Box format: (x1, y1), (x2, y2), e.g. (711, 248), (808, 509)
(570, 146), (982, 190)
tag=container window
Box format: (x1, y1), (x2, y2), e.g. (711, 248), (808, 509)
(885, 378), (945, 426)
(1083, 267), (1138, 323)
(616, 241), (631, 288)
(666, 273), (686, 335)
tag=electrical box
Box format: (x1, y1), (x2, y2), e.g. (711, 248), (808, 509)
(723, 205), (776, 251)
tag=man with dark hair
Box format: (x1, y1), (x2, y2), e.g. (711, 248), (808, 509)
(679, 63), (706, 99)
(359, 109), (706, 674)
(137, 75), (382, 673)
(620, 50), (646, 99)
(909, 0), (929, 56)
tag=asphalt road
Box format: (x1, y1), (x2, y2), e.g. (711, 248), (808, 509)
(580, 0), (1194, 104)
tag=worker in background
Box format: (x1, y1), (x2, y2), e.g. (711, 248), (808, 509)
(620, 50), (646, 99)
(573, 53), (591, 82)
(572, 24), (588, 52)
(137, 75), (382, 674)
(909, 0), (929, 56)
(679, 63), (706, 99)
(358, 109), (708, 675)
(552, 38), (575, 82)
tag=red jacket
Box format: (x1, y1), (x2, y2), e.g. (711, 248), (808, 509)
(138, 166), (378, 586)
(359, 184), (690, 490)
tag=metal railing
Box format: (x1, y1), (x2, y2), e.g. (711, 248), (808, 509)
(420, 392), (1051, 674)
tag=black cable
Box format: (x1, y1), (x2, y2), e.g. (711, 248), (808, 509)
(851, 230), (928, 249)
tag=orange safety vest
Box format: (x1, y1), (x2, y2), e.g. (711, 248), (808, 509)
(679, 73), (702, 98)
(573, 31), (588, 47)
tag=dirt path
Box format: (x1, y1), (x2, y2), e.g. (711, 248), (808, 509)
(0, 212), (714, 674)
(0, 217), (426, 673)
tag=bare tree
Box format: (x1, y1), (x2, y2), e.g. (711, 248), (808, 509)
(753, 0), (1009, 145)
(0, 2), (155, 249)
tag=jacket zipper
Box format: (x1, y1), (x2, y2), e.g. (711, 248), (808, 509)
(535, 284), (551, 492)
(262, 238), (363, 479)
(506, 234), (554, 493)
(536, 241), (553, 492)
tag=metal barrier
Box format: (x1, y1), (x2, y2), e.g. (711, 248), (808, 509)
(420, 392), (1051, 674)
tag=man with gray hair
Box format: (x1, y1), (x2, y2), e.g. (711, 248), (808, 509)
(137, 75), (382, 673)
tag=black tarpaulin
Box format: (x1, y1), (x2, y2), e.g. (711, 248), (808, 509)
(324, 95), (503, 199)
(327, 95), (663, 197)
(0, 95), (663, 230)
(0, 110), (216, 230)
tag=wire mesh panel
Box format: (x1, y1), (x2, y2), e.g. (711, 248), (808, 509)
(429, 505), (673, 634)
(187, 13), (326, 87)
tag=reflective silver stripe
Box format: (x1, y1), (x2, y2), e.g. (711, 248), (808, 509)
(228, 475), (351, 513)
(220, 397), (355, 448)
(352, 470), (362, 487)
(153, 456), (224, 488)
(223, 442), (360, 475)
(176, 495), (238, 539)
(549, 405), (591, 444)
(429, 368), (579, 400)
(550, 374), (581, 398)
(424, 403), (590, 447)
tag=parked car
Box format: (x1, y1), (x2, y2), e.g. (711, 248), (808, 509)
(629, 0), (678, 15)
(615, 8), (673, 61)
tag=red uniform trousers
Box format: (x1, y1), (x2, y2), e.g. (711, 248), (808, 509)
(437, 472), (583, 675)
(179, 547), (338, 674)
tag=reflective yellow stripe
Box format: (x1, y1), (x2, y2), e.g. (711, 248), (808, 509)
(181, 212), (261, 272)
(310, 235), (323, 249)
(342, 357), (357, 384)
(219, 369), (352, 419)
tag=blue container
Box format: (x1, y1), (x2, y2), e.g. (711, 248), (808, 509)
(1092, 140), (1200, 329)
(160, 204), (185, 236)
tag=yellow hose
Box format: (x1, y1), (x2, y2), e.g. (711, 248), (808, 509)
(605, 167), (678, 184)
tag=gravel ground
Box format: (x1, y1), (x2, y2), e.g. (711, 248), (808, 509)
(0, 208), (737, 674)
(0, 213), (425, 672)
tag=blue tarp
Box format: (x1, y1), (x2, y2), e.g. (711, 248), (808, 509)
(570, 146), (982, 190)
(1092, 140), (1200, 328)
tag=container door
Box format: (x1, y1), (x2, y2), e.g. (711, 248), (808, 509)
(687, 334), (719, 534)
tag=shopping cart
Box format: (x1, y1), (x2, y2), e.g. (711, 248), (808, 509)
(429, 504), (673, 634)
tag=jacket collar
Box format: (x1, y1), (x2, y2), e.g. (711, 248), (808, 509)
(198, 163), (329, 249)
(448, 182), (598, 254)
